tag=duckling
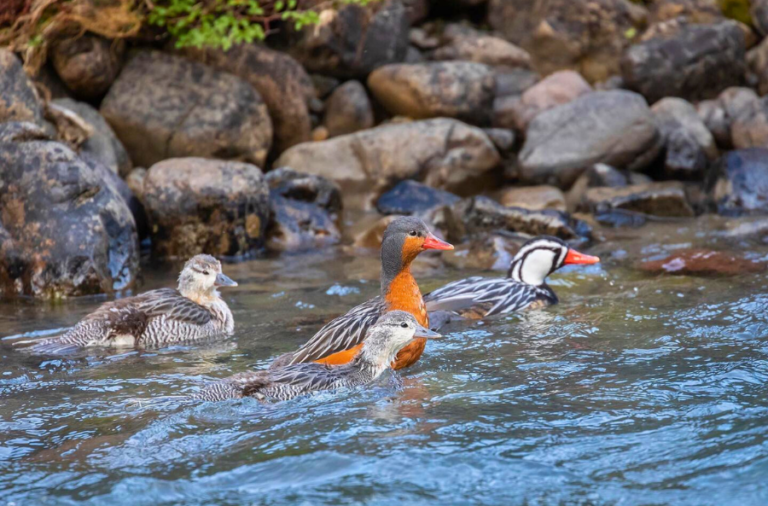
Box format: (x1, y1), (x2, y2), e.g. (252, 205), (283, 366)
(27, 255), (237, 353)
(194, 311), (441, 402)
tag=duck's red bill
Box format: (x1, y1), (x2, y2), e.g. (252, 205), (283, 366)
(564, 249), (600, 265)
(423, 234), (454, 251)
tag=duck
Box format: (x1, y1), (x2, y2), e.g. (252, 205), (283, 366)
(194, 311), (442, 402)
(271, 216), (453, 370)
(26, 254), (238, 353)
(424, 236), (599, 325)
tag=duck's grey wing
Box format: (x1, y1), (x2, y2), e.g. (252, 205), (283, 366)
(136, 288), (213, 325)
(425, 277), (538, 318)
(193, 371), (270, 401)
(268, 363), (344, 393)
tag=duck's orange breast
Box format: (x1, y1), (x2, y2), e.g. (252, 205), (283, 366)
(386, 270), (429, 370)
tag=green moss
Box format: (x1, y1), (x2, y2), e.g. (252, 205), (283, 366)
(719, 0), (752, 25)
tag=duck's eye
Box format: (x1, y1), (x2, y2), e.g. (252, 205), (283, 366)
(400, 322), (409, 328)
(409, 230), (418, 237)
(202, 270), (210, 276)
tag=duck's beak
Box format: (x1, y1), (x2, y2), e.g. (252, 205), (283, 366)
(414, 323), (442, 339)
(214, 273), (238, 287)
(422, 233), (454, 251)
(564, 249), (600, 265)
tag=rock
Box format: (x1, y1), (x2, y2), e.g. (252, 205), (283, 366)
(410, 27), (440, 50)
(52, 98), (132, 177)
(725, 92), (768, 150)
(752, 0), (768, 37)
(289, 0), (410, 78)
(274, 118), (501, 208)
(651, 97), (718, 179)
(352, 215), (398, 249)
(518, 90), (660, 187)
(323, 80), (374, 137)
(497, 185), (566, 211)
(495, 68), (540, 97)
(711, 148), (768, 215)
(748, 37), (768, 96)
(621, 21), (746, 103)
(50, 35), (122, 100)
(368, 62), (495, 125)
(638, 249), (766, 276)
(405, 46), (427, 63)
(266, 196), (341, 252)
(433, 26), (531, 69)
(0, 134), (139, 298)
(100, 51), (272, 169)
(487, 0), (647, 82)
(647, 0), (722, 25)
(311, 74), (341, 99)
(312, 126), (330, 142)
(376, 180), (461, 215)
(402, 0), (430, 25)
(0, 49), (44, 125)
(583, 182), (694, 217)
(0, 121), (48, 143)
(441, 235), (519, 272)
(142, 158), (270, 257)
(495, 70), (593, 132)
(266, 167), (342, 214)
(482, 128), (515, 153)
(566, 163), (651, 211)
(697, 98), (732, 148)
(180, 44), (313, 154)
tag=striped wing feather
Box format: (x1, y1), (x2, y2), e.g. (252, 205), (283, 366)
(425, 277), (539, 317)
(135, 288), (213, 326)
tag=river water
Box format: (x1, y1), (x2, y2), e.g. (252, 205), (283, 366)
(2, 217), (768, 505)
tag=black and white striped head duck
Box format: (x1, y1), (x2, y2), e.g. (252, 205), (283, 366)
(506, 236), (599, 287)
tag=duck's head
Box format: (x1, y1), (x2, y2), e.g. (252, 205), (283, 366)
(361, 310), (442, 367)
(507, 236), (599, 286)
(380, 216), (453, 285)
(178, 254), (238, 299)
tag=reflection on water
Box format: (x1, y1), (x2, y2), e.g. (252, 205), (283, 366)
(2, 218), (768, 505)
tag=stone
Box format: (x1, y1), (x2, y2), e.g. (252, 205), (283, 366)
(0, 121), (48, 143)
(495, 68), (540, 97)
(433, 26), (531, 69)
(402, 0), (430, 25)
(748, 37), (768, 97)
(651, 97), (718, 178)
(482, 128), (515, 153)
(752, 0), (768, 37)
(311, 74), (341, 99)
(647, 0), (722, 25)
(410, 27), (440, 50)
(52, 98), (133, 177)
(638, 249), (766, 276)
(180, 44), (313, 154)
(583, 182), (695, 217)
(352, 215), (398, 249)
(142, 158), (270, 257)
(487, 0), (647, 82)
(725, 92), (768, 150)
(0, 134), (139, 298)
(711, 148), (768, 215)
(566, 163), (651, 211)
(494, 70), (593, 132)
(376, 180), (461, 215)
(323, 80), (374, 137)
(518, 90), (660, 187)
(289, 0), (410, 78)
(0, 49), (44, 125)
(441, 235), (519, 272)
(50, 35), (122, 100)
(274, 118), (501, 208)
(497, 185), (566, 211)
(100, 51), (272, 169)
(697, 98), (732, 148)
(621, 20), (746, 103)
(266, 167), (343, 214)
(368, 62), (495, 125)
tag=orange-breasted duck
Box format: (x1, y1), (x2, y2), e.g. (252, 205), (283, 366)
(271, 216), (453, 370)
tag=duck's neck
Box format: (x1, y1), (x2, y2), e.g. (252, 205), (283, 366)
(180, 288), (221, 307)
(381, 255), (428, 327)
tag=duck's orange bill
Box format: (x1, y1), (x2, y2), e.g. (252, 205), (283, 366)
(564, 249), (600, 265)
(423, 233), (454, 251)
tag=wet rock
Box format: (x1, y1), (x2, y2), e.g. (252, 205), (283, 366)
(50, 35), (122, 100)
(638, 249), (766, 276)
(497, 185), (566, 212)
(142, 158), (270, 257)
(100, 51), (272, 169)
(0, 135), (139, 298)
(274, 118), (501, 208)
(368, 62), (495, 125)
(266, 167), (342, 214)
(651, 97), (717, 179)
(180, 44), (313, 154)
(0, 49), (44, 125)
(376, 180), (461, 215)
(52, 98), (132, 177)
(711, 148), (768, 215)
(519, 90), (660, 187)
(487, 0), (647, 82)
(583, 182), (694, 217)
(323, 80), (374, 137)
(495, 70), (592, 132)
(433, 26), (531, 69)
(289, 0), (410, 78)
(621, 21), (746, 103)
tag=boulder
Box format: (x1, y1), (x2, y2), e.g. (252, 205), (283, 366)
(100, 51), (272, 168)
(0, 49), (44, 125)
(52, 98), (132, 177)
(487, 0), (647, 82)
(495, 68), (540, 97)
(651, 97), (718, 179)
(711, 148), (768, 215)
(518, 90), (660, 187)
(497, 185), (566, 212)
(483, 128), (516, 153)
(288, 0), (410, 78)
(433, 25), (531, 69)
(142, 158), (270, 257)
(583, 182), (695, 217)
(50, 35), (122, 100)
(697, 98), (732, 149)
(367, 62), (495, 125)
(566, 163), (651, 211)
(376, 180), (460, 215)
(752, 0), (768, 37)
(266, 167), (343, 214)
(724, 91), (768, 150)
(647, 0), (722, 25)
(441, 234), (519, 272)
(0, 132), (139, 298)
(748, 37), (768, 96)
(621, 21), (746, 103)
(180, 44), (313, 154)
(638, 249), (766, 277)
(274, 118), (501, 208)
(323, 80), (374, 137)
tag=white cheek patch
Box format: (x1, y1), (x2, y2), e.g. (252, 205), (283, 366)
(520, 250), (558, 286)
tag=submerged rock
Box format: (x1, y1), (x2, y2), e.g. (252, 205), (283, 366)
(0, 49), (44, 125)
(711, 148), (768, 215)
(50, 35), (122, 100)
(638, 249), (767, 276)
(376, 180), (460, 215)
(583, 182), (695, 217)
(323, 80), (374, 137)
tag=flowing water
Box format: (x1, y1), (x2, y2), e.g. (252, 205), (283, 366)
(2, 217), (768, 505)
